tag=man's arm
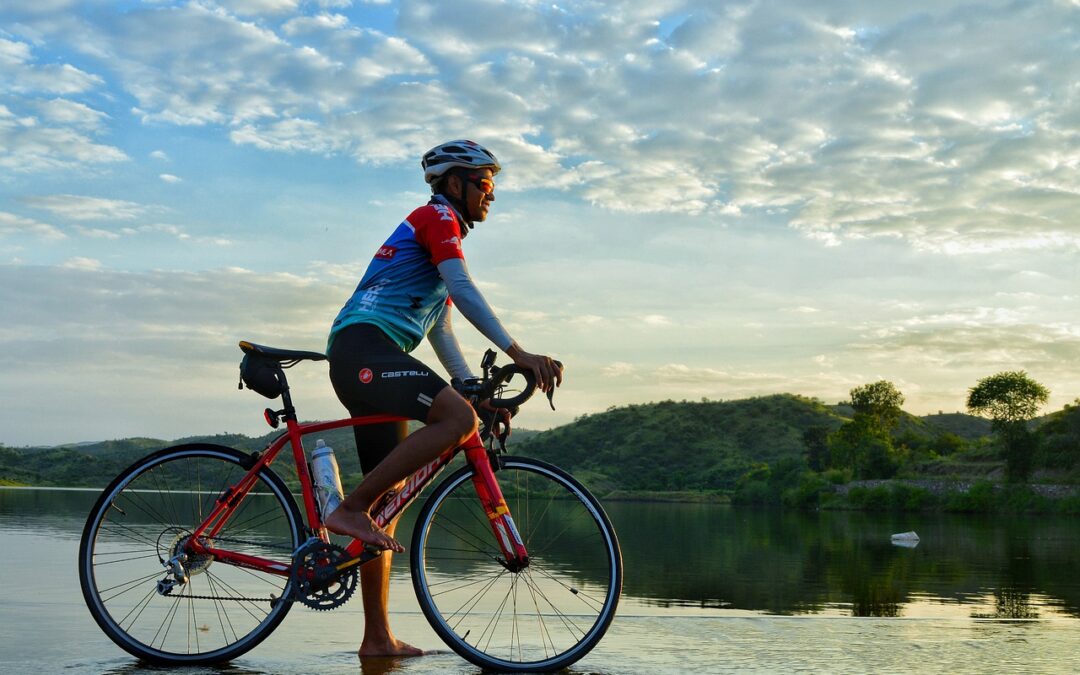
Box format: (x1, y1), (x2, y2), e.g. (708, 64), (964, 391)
(437, 258), (563, 392)
(436, 258), (513, 350)
(427, 302), (475, 381)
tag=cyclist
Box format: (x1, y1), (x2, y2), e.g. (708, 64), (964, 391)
(323, 140), (562, 657)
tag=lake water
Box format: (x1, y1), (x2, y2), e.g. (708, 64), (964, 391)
(3, 487), (1080, 673)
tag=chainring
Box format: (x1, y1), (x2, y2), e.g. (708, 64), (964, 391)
(290, 540), (358, 611)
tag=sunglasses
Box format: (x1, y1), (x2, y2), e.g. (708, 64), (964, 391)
(464, 175), (495, 195)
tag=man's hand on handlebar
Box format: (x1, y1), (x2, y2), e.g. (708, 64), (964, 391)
(506, 342), (563, 394)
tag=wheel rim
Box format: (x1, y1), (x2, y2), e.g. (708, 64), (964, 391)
(82, 449), (300, 661)
(415, 460), (620, 670)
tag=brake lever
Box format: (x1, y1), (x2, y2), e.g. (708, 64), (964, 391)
(485, 406), (515, 453)
(546, 359), (562, 411)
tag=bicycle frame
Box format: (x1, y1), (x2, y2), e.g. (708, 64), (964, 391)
(185, 413), (530, 577)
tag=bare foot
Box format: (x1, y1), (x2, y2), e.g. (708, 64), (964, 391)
(324, 506), (404, 553)
(359, 636), (424, 658)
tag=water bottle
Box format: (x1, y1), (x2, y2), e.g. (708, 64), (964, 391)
(311, 439), (344, 518)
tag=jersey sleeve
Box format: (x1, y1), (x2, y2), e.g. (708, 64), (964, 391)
(437, 258), (514, 351)
(427, 302), (476, 381)
(408, 204), (466, 265)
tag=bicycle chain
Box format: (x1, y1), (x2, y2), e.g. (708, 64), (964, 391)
(183, 534), (296, 552)
(162, 592), (286, 604)
(157, 537), (362, 608)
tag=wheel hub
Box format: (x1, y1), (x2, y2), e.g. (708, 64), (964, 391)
(158, 527), (215, 577)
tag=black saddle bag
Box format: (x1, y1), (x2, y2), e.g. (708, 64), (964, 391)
(239, 354), (285, 399)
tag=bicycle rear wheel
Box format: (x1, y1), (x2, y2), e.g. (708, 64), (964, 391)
(411, 456), (622, 672)
(78, 444), (303, 665)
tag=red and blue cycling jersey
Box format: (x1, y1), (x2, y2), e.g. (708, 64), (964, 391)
(329, 197), (466, 353)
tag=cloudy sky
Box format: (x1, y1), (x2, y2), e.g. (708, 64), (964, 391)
(1, 0), (1078, 446)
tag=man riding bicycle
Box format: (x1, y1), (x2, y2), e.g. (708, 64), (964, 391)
(323, 140), (562, 657)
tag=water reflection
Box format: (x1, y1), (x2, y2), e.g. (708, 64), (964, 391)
(0, 487), (104, 538)
(5, 488), (1080, 620)
(358, 656), (412, 675)
(603, 501), (1080, 618)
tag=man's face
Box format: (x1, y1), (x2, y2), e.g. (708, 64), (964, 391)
(459, 168), (495, 223)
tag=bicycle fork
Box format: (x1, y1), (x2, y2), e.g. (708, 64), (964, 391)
(465, 445), (530, 572)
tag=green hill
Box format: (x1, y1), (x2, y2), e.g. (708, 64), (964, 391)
(0, 397), (1018, 493)
(919, 412), (993, 440)
(516, 394), (847, 494)
(0, 429), (358, 489)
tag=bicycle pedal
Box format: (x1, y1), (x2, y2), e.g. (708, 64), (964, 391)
(359, 545), (384, 565)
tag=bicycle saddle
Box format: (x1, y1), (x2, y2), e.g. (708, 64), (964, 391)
(238, 341), (327, 363)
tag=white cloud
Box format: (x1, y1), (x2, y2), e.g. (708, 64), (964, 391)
(0, 34), (124, 172)
(97, 3), (435, 131)
(72, 225), (120, 240)
(5, 1), (1073, 254)
(656, 363), (733, 384)
(282, 12), (350, 34)
(572, 315), (605, 326)
(216, 0), (301, 15)
(0, 36), (103, 94)
(159, 174), (181, 183)
(61, 256), (103, 271)
(0, 109), (128, 173)
(36, 98), (108, 129)
(0, 262), (346, 444)
(0, 0), (1078, 442)
(0, 211), (65, 241)
(22, 195), (147, 221)
(601, 361), (636, 377)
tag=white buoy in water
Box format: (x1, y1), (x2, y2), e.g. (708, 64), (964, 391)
(890, 531), (920, 548)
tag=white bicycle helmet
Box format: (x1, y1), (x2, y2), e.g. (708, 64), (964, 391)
(422, 140), (501, 185)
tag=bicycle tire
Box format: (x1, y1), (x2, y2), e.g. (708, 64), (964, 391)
(410, 456), (622, 672)
(78, 444), (303, 665)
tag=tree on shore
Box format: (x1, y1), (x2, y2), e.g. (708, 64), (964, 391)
(967, 371), (1049, 482)
(831, 380), (905, 478)
(850, 380), (905, 430)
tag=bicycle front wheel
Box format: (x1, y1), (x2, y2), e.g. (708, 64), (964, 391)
(411, 456), (622, 672)
(78, 444), (303, 665)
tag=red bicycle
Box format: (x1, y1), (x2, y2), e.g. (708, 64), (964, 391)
(78, 341), (622, 672)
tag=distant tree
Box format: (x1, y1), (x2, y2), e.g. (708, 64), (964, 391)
(827, 381), (906, 478)
(850, 380), (905, 430)
(967, 371), (1050, 426)
(931, 432), (966, 457)
(829, 416), (898, 479)
(967, 371), (1049, 482)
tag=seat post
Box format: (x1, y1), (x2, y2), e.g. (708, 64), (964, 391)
(279, 375), (298, 422)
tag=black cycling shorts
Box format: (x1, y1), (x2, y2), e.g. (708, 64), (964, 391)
(327, 323), (450, 474)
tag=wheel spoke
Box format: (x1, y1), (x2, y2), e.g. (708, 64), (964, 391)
(80, 447), (301, 664)
(413, 458), (621, 671)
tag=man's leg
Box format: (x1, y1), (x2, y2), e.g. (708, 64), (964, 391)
(325, 386), (477, 551)
(356, 516), (424, 657)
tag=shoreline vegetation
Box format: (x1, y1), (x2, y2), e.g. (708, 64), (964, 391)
(3, 392), (1078, 514)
